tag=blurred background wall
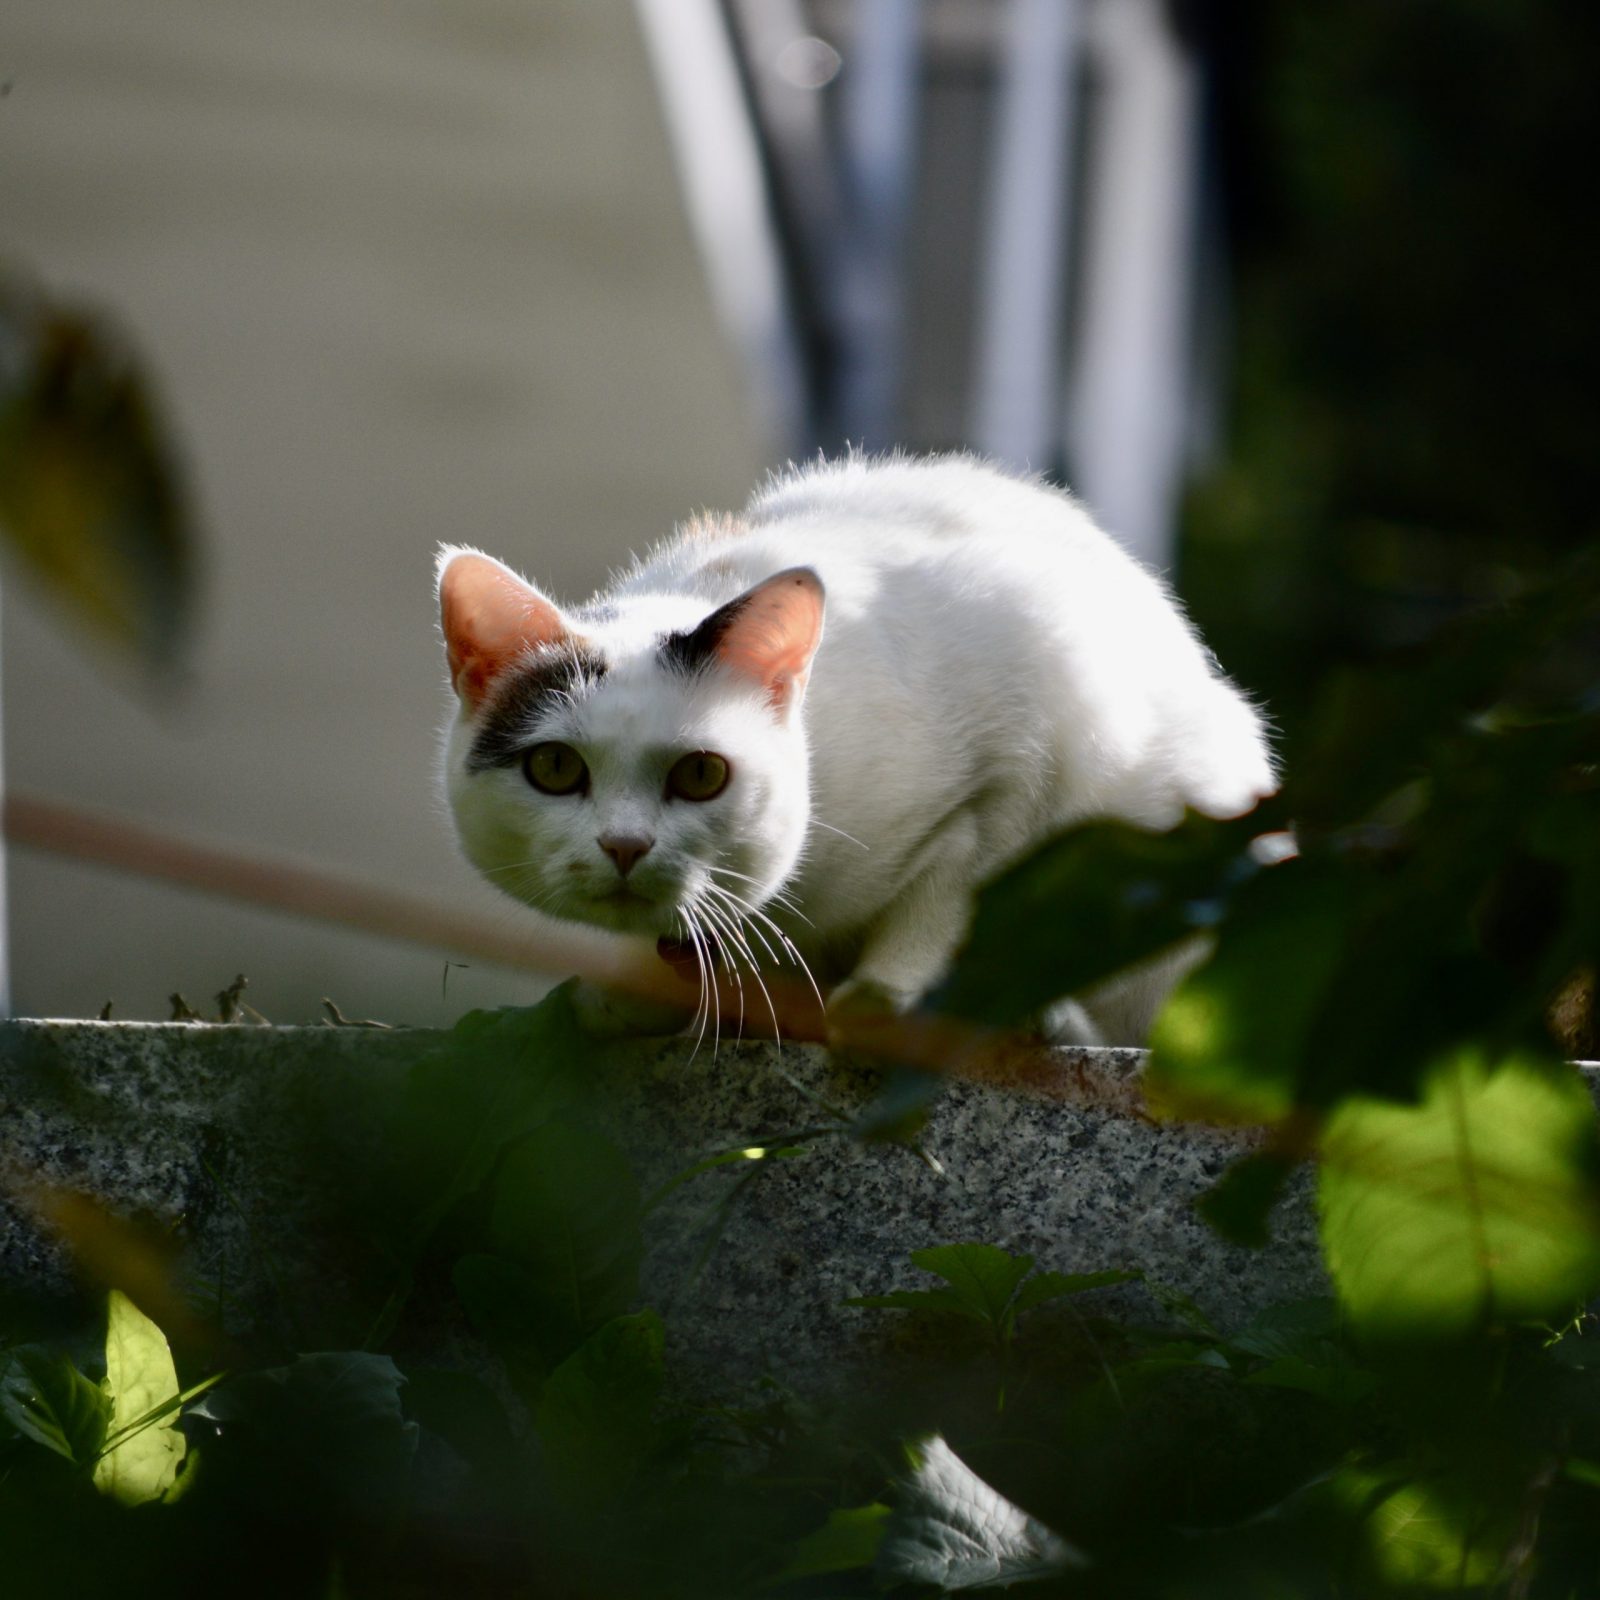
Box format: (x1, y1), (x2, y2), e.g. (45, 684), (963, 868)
(3, 0), (1593, 1022)
(1, 0), (766, 1023)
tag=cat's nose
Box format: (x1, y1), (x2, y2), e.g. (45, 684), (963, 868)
(597, 833), (654, 877)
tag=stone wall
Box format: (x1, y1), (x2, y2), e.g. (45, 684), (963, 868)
(0, 1019), (1332, 1390)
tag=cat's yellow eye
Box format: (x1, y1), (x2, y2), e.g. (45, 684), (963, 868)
(666, 750), (730, 802)
(524, 741), (588, 796)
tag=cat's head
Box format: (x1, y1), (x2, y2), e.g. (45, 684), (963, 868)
(437, 549), (825, 939)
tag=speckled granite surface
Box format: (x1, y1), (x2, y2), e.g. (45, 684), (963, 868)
(602, 1038), (1324, 1387)
(0, 1020), (1325, 1388)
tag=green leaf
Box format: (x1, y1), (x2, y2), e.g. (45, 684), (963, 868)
(191, 1352), (417, 1513)
(1195, 1151), (1298, 1247)
(394, 990), (591, 1250)
(876, 1434), (1085, 1590)
(1009, 1268), (1138, 1317)
(771, 1503), (891, 1583)
(485, 1121), (643, 1364)
(534, 1312), (665, 1506)
(844, 1287), (985, 1320)
(92, 1290), (185, 1504)
(906, 1244), (1036, 1330)
(1225, 1296), (1344, 1363)
(0, 1347), (109, 1465)
(1245, 1356), (1377, 1405)
(0, 277), (196, 672)
(1113, 1342), (1232, 1384)
(1147, 862), (1351, 1124)
(935, 812), (1265, 1027)
(452, 1253), (543, 1343)
(1319, 1049), (1600, 1340)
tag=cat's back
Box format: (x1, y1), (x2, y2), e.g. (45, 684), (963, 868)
(745, 453), (1107, 566)
(620, 455), (1128, 613)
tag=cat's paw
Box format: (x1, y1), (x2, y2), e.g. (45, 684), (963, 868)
(824, 975), (916, 1050)
(570, 980), (693, 1038)
(1037, 998), (1106, 1048)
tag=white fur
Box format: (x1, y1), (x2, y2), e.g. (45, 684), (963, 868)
(440, 454), (1274, 1043)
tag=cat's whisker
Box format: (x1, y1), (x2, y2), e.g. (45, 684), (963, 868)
(670, 906), (702, 1051)
(707, 881), (826, 1020)
(708, 864), (815, 930)
(678, 906), (714, 1062)
(698, 887), (785, 1050)
(694, 894), (752, 1044)
(704, 881), (783, 968)
(810, 817), (870, 851)
(688, 907), (724, 1059)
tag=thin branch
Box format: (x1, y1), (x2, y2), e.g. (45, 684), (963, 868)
(0, 791), (1161, 1110)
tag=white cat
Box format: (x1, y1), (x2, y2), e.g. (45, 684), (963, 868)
(437, 454), (1273, 1044)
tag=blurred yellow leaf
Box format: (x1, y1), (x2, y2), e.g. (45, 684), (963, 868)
(0, 276), (196, 673)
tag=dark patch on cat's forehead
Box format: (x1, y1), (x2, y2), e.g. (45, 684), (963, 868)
(465, 646), (607, 772)
(659, 590), (752, 677)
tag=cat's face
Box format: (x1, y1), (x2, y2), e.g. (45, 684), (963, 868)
(438, 550), (824, 942)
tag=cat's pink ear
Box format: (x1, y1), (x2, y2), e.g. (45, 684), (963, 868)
(698, 567), (825, 715)
(437, 548), (569, 707)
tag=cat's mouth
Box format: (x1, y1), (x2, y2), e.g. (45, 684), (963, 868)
(579, 883), (675, 936)
(595, 885), (653, 908)
(656, 936), (701, 978)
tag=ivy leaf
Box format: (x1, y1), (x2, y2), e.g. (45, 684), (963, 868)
(771, 1503), (891, 1583)
(534, 1312), (665, 1506)
(394, 989), (590, 1251)
(934, 812), (1264, 1027)
(92, 1290), (185, 1505)
(1010, 1268), (1138, 1318)
(0, 1346), (109, 1465)
(1319, 1049), (1600, 1340)
(876, 1434), (1085, 1590)
(1226, 1298), (1376, 1405)
(905, 1245), (1036, 1330)
(485, 1121), (643, 1364)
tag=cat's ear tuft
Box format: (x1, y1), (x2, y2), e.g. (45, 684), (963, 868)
(707, 566), (825, 715)
(437, 547), (569, 708)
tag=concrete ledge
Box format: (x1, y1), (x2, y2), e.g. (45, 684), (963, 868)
(1, 1019), (1325, 1386)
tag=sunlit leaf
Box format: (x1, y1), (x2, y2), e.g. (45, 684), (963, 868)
(0, 277), (195, 672)
(92, 1290), (185, 1504)
(1325, 1464), (1507, 1590)
(0, 1346), (109, 1465)
(1319, 1049), (1600, 1339)
(876, 1434), (1085, 1590)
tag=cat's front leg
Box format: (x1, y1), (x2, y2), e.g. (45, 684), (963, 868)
(826, 812), (980, 1035)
